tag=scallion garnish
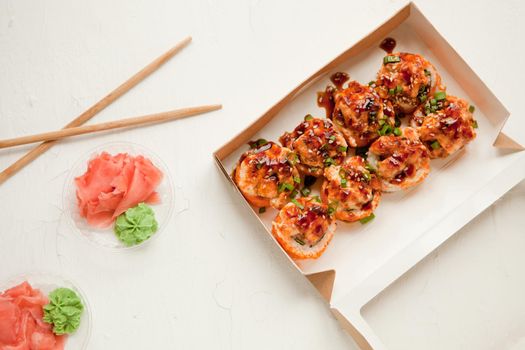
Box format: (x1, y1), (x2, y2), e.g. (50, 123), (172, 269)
(395, 85), (403, 94)
(338, 145), (348, 153)
(291, 199), (304, 210)
(278, 182), (294, 193)
(378, 124), (392, 136)
(324, 157), (336, 166)
(294, 176), (301, 184)
(430, 98), (437, 106)
(362, 170), (371, 182)
(359, 213), (375, 224)
(393, 127), (402, 136)
(301, 187), (311, 196)
(329, 135), (336, 142)
(365, 163), (376, 173)
(294, 237), (305, 246)
(341, 178), (347, 188)
(469, 105), (475, 113)
(424, 69), (431, 77)
(472, 120), (478, 129)
(388, 88), (395, 95)
(327, 202), (338, 215)
(290, 189), (299, 199)
(383, 55), (401, 64)
(430, 140), (441, 150)
(312, 195), (322, 203)
(368, 81), (376, 87)
(434, 91), (446, 101)
(259, 207), (266, 214)
(304, 114), (314, 121)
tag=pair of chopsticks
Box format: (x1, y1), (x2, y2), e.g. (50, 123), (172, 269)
(0, 36), (221, 185)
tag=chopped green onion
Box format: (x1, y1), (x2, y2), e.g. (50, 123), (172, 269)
(395, 85), (403, 94)
(383, 55), (401, 64)
(469, 105), (475, 113)
(324, 157), (336, 166)
(294, 176), (301, 184)
(329, 135), (336, 142)
(359, 213), (375, 224)
(393, 127), (402, 136)
(304, 114), (314, 121)
(294, 237), (305, 245)
(301, 187), (311, 196)
(312, 195), (322, 203)
(256, 162), (263, 169)
(378, 124), (392, 136)
(291, 198), (304, 210)
(424, 69), (431, 76)
(340, 178), (347, 187)
(338, 145), (348, 153)
(278, 182), (294, 193)
(388, 88), (395, 95)
(430, 98), (437, 106)
(419, 94), (427, 102)
(249, 138), (268, 149)
(378, 119), (386, 126)
(368, 81), (376, 87)
(259, 207), (266, 214)
(472, 120), (478, 129)
(362, 170), (371, 182)
(327, 201), (338, 215)
(365, 163), (376, 173)
(434, 91), (446, 101)
(291, 189), (300, 199)
(287, 152), (298, 165)
(430, 140), (441, 150)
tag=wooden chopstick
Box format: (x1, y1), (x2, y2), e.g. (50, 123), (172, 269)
(0, 36), (192, 186)
(0, 105), (221, 148)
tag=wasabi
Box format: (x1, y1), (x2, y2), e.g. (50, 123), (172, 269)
(114, 203), (158, 246)
(43, 288), (84, 335)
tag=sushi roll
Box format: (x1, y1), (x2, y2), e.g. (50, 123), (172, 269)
(272, 197), (336, 259)
(410, 94), (477, 158)
(331, 81), (395, 147)
(368, 127), (430, 192)
(279, 116), (348, 177)
(376, 52), (443, 114)
(321, 156), (382, 222)
(233, 140), (301, 209)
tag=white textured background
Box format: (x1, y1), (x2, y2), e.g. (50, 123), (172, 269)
(0, 0), (524, 349)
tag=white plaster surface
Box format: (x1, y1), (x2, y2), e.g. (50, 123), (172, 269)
(0, 0), (524, 349)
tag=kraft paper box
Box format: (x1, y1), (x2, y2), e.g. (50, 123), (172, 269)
(213, 3), (525, 349)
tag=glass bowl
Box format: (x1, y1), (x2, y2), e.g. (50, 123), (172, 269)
(62, 142), (174, 250)
(0, 272), (92, 350)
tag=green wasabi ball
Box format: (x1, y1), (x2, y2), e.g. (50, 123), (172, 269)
(114, 203), (158, 246)
(43, 288), (84, 335)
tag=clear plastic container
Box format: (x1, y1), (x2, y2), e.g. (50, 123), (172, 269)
(63, 142), (174, 250)
(0, 272), (92, 349)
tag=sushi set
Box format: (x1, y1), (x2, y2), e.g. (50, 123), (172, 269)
(1, 3), (524, 350)
(215, 3), (524, 349)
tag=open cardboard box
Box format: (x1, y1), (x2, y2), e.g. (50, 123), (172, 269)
(214, 3), (525, 349)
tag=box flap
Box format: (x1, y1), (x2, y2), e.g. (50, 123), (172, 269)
(306, 269), (336, 303)
(331, 308), (373, 350)
(493, 132), (524, 150)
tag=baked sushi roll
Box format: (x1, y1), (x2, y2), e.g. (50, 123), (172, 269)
(331, 81), (395, 148)
(376, 52), (443, 114)
(321, 156), (382, 222)
(279, 116), (348, 177)
(367, 127), (430, 192)
(272, 197), (336, 259)
(410, 94), (477, 158)
(233, 140), (301, 209)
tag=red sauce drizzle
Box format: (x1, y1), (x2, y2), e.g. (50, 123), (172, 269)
(379, 37), (396, 54)
(330, 72), (350, 90)
(317, 85), (336, 118)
